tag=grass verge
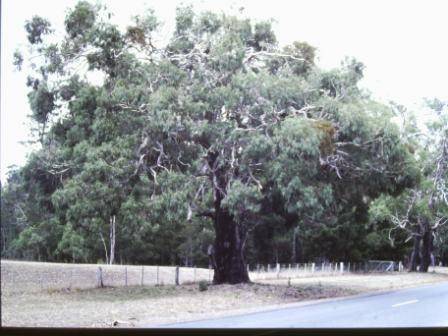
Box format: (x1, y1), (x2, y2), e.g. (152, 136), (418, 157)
(2, 268), (448, 327)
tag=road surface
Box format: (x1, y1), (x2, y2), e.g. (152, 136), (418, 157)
(156, 282), (448, 328)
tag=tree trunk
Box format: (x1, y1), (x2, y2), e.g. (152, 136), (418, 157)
(419, 222), (433, 273)
(207, 151), (249, 284)
(409, 228), (421, 272)
(100, 231), (109, 264)
(291, 229), (296, 263)
(213, 209), (249, 284)
(109, 215), (116, 265)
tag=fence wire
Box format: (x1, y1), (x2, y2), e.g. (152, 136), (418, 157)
(1, 259), (404, 294)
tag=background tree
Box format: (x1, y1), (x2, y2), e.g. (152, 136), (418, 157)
(371, 101), (448, 271)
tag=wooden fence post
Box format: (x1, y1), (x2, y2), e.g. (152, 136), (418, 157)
(340, 262), (344, 274)
(156, 266), (159, 285)
(97, 267), (103, 288)
(141, 266), (144, 286)
(276, 263), (280, 279)
(311, 263), (315, 274)
(175, 266), (180, 285)
(194, 266), (197, 282)
(125, 266), (128, 286)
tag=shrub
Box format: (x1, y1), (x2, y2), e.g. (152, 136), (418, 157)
(198, 280), (208, 292)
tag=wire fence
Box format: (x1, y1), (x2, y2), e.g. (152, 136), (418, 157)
(248, 260), (404, 280)
(1, 260), (214, 294)
(1, 259), (405, 294)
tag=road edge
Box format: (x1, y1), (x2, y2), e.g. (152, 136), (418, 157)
(141, 279), (448, 327)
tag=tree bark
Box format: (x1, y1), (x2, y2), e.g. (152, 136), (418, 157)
(100, 231), (109, 264)
(419, 220), (433, 273)
(291, 229), (296, 263)
(208, 152), (249, 284)
(109, 215), (116, 265)
(212, 209), (250, 284)
(292, 228), (302, 264)
(409, 227), (421, 272)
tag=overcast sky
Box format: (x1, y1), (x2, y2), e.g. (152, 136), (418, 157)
(2, 0), (448, 182)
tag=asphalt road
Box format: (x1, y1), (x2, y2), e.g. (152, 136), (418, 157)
(157, 281), (448, 328)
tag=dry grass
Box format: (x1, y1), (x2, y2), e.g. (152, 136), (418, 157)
(2, 260), (448, 328)
(258, 270), (448, 292)
(1, 282), (358, 327)
(1, 260), (212, 294)
(434, 266), (448, 274)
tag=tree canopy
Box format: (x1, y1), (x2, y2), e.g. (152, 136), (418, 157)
(2, 1), (445, 283)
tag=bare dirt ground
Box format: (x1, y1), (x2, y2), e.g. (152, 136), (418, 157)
(2, 260), (448, 328)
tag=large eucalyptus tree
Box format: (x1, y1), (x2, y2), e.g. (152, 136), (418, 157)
(9, 1), (417, 282)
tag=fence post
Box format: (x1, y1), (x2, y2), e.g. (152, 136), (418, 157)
(194, 266), (197, 282)
(276, 263), (280, 278)
(398, 261), (403, 272)
(208, 265), (211, 282)
(267, 264), (271, 273)
(311, 263), (315, 274)
(125, 267), (128, 286)
(141, 266), (144, 286)
(156, 266), (159, 285)
(340, 262), (344, 274)
(97, 267), (103, 288)
(175, 266), (180, 285)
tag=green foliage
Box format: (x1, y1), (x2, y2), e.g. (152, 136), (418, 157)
(198, 280), (208, 291)
(13, 50), (23, 71)
(25, 16), (52, 44)
(3, 2), (427, 268)
(251, 21), (277, 51)
(64, 1), (97, 39)
(28, 82), (55, 124)
(126, 9), (159, 46)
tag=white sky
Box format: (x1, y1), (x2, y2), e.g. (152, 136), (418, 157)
(2, 0), (448, 182)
